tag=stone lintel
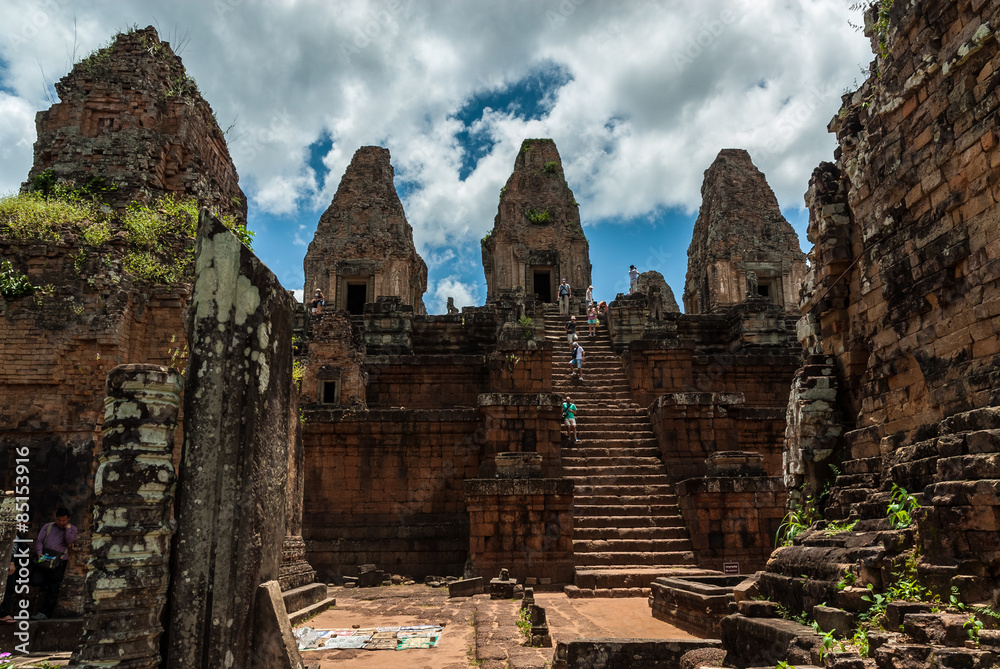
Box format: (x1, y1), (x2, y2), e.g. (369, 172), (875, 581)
(652, 392), (745, 408)
(464, 478), (574, 497)
(676, 476), (785, 496)
(477, 392), (562, 407)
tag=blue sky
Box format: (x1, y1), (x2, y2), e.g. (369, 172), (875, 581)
(0, 1), (872, 312)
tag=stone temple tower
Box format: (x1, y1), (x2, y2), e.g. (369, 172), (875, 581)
(481, 138), (591, 307)
(22, 26), (247, 223)
(683, 149), (807, 315)
(304, 146), (428, 315)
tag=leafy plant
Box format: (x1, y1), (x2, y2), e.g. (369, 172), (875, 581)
(860, 584), (887, 624)
(516, 606), (531, 641)
(292, 359), (305, 385)
(825, 519), (858, 536)
(965, 615), (984, 646)
(851, 627), (870, 657)
(887, 484), (918, 529)
(518, 315), (534, 340)
(776, 495), (820, 547)
(774, 663), (796, 669)
(0, 259), (34, 299)
(836, 570), (856, 590)
(543, 161), (559, 174)
(526, 208), (550, 224)
(811, 622), (846, 660)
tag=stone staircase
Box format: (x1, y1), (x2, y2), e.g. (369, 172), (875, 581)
(543, 308), (696, 592)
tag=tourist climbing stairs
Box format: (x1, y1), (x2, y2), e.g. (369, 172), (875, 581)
(543, 307), (696, 593)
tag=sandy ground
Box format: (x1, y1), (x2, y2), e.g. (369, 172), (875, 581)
(297, 585), (696, 669)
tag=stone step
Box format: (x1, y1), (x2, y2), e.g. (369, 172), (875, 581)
(573, 526), (689, 540)
(573, 494), (678, 506)
(563, 446), (662, 458)
(572, 483), (676, 496)
(563, 440), (660, 450)
(574, 503), (680, 517)
(574, 551), (697, 566)
(288, 596), (337, 627)
(574, 537), (694, 553)
(566, 431), (655, 442)
(574, 514), (688, 529)
(573, 567), (716, 590)
(565, 463), (665, 475)
(843, 457), (883, 475)
(565, 474), (672, 485)
(562, 456), (665, 468)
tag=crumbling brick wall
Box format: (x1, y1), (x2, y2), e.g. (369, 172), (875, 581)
(0, 240), (188, 615)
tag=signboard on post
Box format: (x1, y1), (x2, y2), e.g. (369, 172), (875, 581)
(723, 562), (740, 575)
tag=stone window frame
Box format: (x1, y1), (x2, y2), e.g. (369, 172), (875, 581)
(337, 274), (375, 313)
(317, 367), (342, 405)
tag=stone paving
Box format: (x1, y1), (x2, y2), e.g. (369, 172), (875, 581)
(296, 584), (695, 669)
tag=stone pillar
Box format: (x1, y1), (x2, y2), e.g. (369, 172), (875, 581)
(69, 364), (182, 669)
(280, 385), (316, 591)
(165, 210), (297, 669)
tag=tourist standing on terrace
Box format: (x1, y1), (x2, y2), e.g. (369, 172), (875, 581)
(310, 288), (325, 315)
(558, 278), (572, 314)
(32, 507), (77, 620)
(586, 284), (594, 306)
(562, 396), (578, 442)
(628, 265), (639, 294)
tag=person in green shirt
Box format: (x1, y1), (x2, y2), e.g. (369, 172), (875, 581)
(562, 396), (578, 442)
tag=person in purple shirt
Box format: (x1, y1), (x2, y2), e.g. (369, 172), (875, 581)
(32, 507), (77, 620)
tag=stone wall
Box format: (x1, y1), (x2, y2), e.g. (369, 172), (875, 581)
(675, 476), (787, 574)
(301, 408), (482, 580)
(366, 355), (488, 408)
(464, 479), (574, 585)
(648, 393), (786, 481)
(477, 394), (563, 478)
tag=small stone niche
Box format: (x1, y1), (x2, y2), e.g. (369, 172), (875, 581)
(705, 451), (767, 477)
(495, 452), (543, 479)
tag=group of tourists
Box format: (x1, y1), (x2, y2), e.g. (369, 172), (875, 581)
(1, 508), (78, 623)
(558, 265), (640, 444)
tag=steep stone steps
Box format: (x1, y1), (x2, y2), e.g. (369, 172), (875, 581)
(574, 526), (688, 540)
(574, 514), (687, 529)
(545, 311), (697, 590)
(575, 551), (697, 567)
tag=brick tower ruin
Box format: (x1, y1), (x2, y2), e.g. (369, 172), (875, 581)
(303, 146), (428, 315)
(481, 138), (591, 309)
(682, 149), (806, 315)
(22, 26), (247, 222)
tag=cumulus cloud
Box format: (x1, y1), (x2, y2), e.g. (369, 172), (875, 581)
(430, 275), (479, 315)
(0, 0), (873, 295)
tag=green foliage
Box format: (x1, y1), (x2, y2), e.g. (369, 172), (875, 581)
(526, 208), (550, 224)
(851, 627), (870, 657)
(543, 161), (559, 174)
(811, 621), (847, 660)
(0, 259), (34, 299)
(870, 0), (896, 57)
(481, 230), (492, 242)
(292, 359), (305, 384)
(0, 191), (98, 241)
(516, 606), (531, 641)
(773, 663), (796, 669)
(500, 185), (507, 197)
(836, 570), (856, 590)
(776, 495), (820, 547)
(965, 615), (984, 646)
(518, 315), (534, 340)
(168, 334), (188, 375)
(825, 519), (858, 536)
(887, 484), (918, 529)
(81, 220), (111, 246)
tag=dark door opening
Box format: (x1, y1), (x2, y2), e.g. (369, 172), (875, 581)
(533, 271), (552, 302)
(346, 283), (367, 314)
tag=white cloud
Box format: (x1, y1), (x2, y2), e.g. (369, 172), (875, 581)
(430, 275), (478, 315)
(0, 93), (35, 193)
